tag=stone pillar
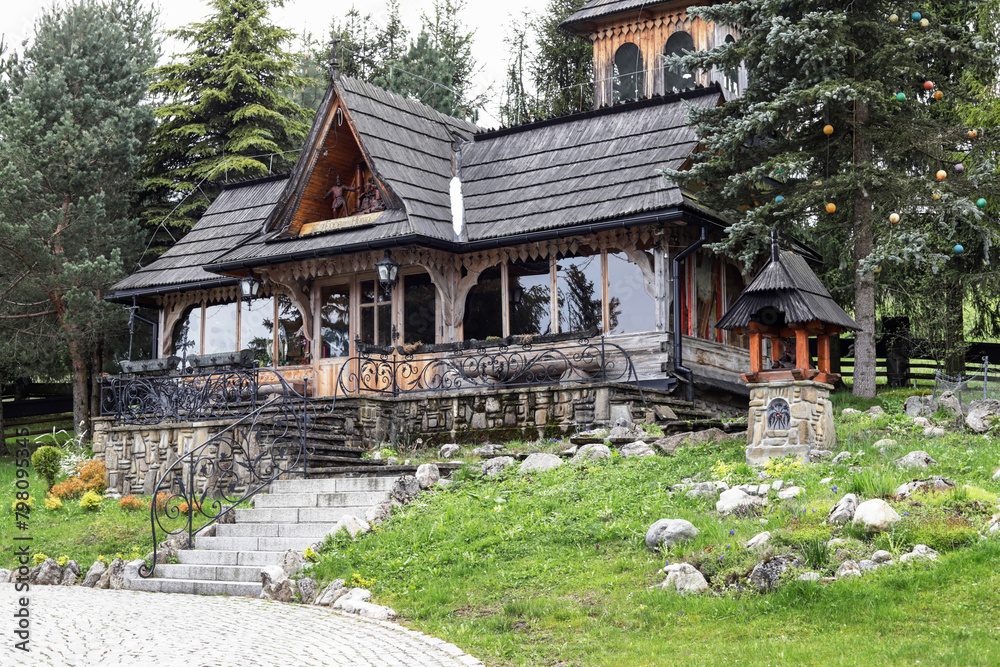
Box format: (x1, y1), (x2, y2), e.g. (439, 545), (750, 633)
(746, 379), (835, 466)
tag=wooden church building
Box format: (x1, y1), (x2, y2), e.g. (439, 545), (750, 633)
(110, 0), (759, 417)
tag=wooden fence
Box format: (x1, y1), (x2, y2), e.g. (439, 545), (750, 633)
(1, 383), (73, 444)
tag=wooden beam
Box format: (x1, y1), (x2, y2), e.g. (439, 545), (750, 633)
(749, 332), (762, 374)
(795, 328), (810, 371)
(817, 334), (831, 374)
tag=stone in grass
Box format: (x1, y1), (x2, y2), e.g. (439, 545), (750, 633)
(836, 560), (862, 579)
(809, 450), (834, 461)
(391, 475), (421, 504)
(655, 563), (708, 595)
(481, 456), (516, 477)
(572, 444), (611, 462)
(873, 439), (897, 451)
(871, 550), (894, 564)
(899, 544), (939, 563)
(59, 560), (80, 586)
(867, 406), (885, 416)
(993, 469), (1000, 482)
(332, 515), (371, 539)
(966, 399), (1000, 433)
(81, 560), (107, 588)
(333, 588), (396, 620)
(314, 579), (349, 606)
(716, 488), (766, 516)
(620, 441), (656, 458)
(797, 571), (821, 582)
(297, 577), (319, 604)
(923, 427), (947, 438)
(438, 444), (462, 458)
(471, 444), (507, 457)
(852, 499), (901, 532)
(745, 531), (771, 550)
(776, 486), (803, 500)
(645, 519), (699, 551)
(831, 451), (852, 465)
(30, 559), (62, 586)
(749, 555), (801, 592)
(365, 502), (392, 525)
(415, 463), (440, 490)
(895, 451), (938, 471)
(937, 391), (964, 418)
(828, 494), (859, 525)
(858, 559), (878, 573)
(519, 453), (563, 473)
(685, 482), (720, 501)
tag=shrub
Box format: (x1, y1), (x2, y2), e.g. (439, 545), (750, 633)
(56, 556), (68, 567)
(76, 459), (107, 494)
(33, 553), (48, 565)
(176, 500), (202, 514)
(31, 446), (63, 489)
(50, 477), (85, 499)
(303, 547), (319, 563)
(44, 495), (63, 511)
(119, 495), (145, 511)
(11, 496), (35, 512)
(763, 455), (804, 479)
(79, 490), (103, 511)
(153, 492), (170, 511)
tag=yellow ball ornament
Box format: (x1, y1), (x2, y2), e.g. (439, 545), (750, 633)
(920, 18), (929, 27)
(932, 192), (942, 200)
(936, 170), (947, 180)
(812, 180), (823, 188)
(823, 124), (834, 135)
(889, 13), (899, 22)
(889, 213), (900, 224)
(826, 203), (837, 213)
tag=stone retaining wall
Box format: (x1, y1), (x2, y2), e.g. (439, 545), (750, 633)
(746, 380), (835, 465)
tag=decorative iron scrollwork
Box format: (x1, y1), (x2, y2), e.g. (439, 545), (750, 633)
(100, 368), (261, 425)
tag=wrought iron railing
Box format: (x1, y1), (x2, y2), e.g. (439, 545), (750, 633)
(333, 331), (642, 399)
(100, 368), (261, 424)
(140, 371), (312, 578)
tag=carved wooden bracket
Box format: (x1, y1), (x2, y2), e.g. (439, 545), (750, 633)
(264, 271), (315, 346)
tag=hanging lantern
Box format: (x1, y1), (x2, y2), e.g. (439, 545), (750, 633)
(977, 198), (987, 208)
(896, 92), (906, 101)
(375, 249), (401, 295)
(826, 203), (837, 213)
(936, 170), (947, 180)
(954, 244), (964, 254)
(968, 129), (979, 139)
(934, 91), (944, 100)
(923, 81), (934, 90)
(889, 13), (899, 22)
(239, 270), (263, 301)
(889, 213), (900, 223)
(954, 163), (965, 174)
(823, 124), (834, 135)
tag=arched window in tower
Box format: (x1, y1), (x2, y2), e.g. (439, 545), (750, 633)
(663, 31), (696, 92)
(723, 34), (739, 95)
(613, 43), (645, 102)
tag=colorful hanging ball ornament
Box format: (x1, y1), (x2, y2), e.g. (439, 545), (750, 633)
(955, 163), (965, 174)
(889, 213), (901, 224)
(923, 81), (934, 90)
(812, 180), (823, 188)
(889, 13), (899, 22)
(968, 129), (979, 139)
(933, 192), (942, 200)
(823, 124), (834, 135)
(920, 18), (929, 27)
(934, 90), (944, 100)
(826, 203), (837, 213)
(977, 198), (987, 208)
(911, 11), (921, 21)
(954, 244), (964, 254)
(936, 169), (947, 180)
(896, 92), (906, 101)
(775, 195), (784, 203)
(873, 266), (882, 274)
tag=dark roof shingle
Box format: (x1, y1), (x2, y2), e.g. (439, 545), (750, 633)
(561, 0), (670, 32)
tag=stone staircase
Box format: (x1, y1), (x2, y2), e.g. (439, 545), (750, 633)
(131, 473), (400, 597)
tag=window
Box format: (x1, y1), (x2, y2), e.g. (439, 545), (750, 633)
(664, 31), (696, 91)
(613, 43), (645, 102)
(725, 263), (748, 348)
(277, 295), (309, 366)
(463, 266), (503, 340)
(172, 305), (202, 356)
(241, 297), (275, 367)
(723, 34), (739, 94)
(403, 272), (436, 345)
(360, 280), (392, 346)
(556, 254), (603, 333)
(203, 302), (238, 354)
(319, 284), (351, 358)
(607, 251), (656, 334)
(509, 259), (552, 336)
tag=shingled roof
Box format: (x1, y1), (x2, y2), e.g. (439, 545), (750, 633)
(561, 0), (671, 33)
(716, 234), (859, 331)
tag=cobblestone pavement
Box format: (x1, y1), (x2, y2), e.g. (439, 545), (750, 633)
(1, 585), (484, 666)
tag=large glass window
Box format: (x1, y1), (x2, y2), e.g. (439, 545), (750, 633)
(319, 284), (351, 358)
(463, 266), (503, 340)
(203, 302), (239, 354)
(172, 305), (202, 357)
(403, 272), (436, 345)
(241, 297), (275, 366)
(277, 295), (309, 366)
(360, 280), (392, 346)
(606, 251), (656, 334)
(664, 31), (696, 92)
(614, 43), (644, 102)
(556, 254), (603, 333)
(509, 259), (552, 336)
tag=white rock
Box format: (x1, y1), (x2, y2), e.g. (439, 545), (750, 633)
(842, 408), (862, 415)
(797, 572), (821, 582)
(656, 563), (708, 595)
(828, 494), (859, 524)
(871, 550), (894, 564)
(757, 483), (771, 496)
(836, 560), (861, 578)
(899, 544), (938, 563)
(519, 453), (563, 473)
(620, 441), (656, 457)
(333, 515), (371, 539)
(858, 559), (878, 573)
(415, 463), (440, 489)
(745, 531), (771, 549)
(967, 399), (1000, 433)
(279, 550), (307, 577)
(716, 488), (765, 515)
(913, 417), (931, 428)
(777, 486), (803, 500)
(820, 477), (834, 484)
(771, 480), (784, 491)
(314, 579), (348, 606)
(365, 502), (392, 525)
(993, 469), (1000, 482)
(332, 588), (396, 620)
(438, 444), (462, 458)
(873, 439), (897, 451)
(713, 481), (730, 492)
(895, 450), (938, 470)
(923, 427), (946, 437)
(645, 519), (699, 551)
(867, 406), (885, 416)
(853, 499), (901, 532)
(481, 456), (516, 477)
(831, 451), (852, 465)
(685, 482), (719, 500)
(572, 444), (611, 462)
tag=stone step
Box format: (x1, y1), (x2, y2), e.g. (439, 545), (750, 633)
(254, 490), (389, 509)
(176, 549), (285, 567)
(194, 535), (319, 552)
(235, 506), (371, 524)
(216, 522), (339, 538)
(154, 563), (261, 583)
(271, 476), (399, 494)
(131, 577), (261, 597)
(305, 462), (462, 477)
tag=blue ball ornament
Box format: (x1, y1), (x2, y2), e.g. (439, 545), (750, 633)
(775, 195), (784, 203)
(953, 244), (964, 254)
(911, 12), (921, 21)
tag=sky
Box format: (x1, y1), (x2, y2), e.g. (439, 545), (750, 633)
(3, 0), (546, 126)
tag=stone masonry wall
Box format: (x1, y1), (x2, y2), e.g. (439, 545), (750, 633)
(746, 380), (835, 466)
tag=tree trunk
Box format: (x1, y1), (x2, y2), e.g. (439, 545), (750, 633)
(852, 99), (877, 398)
(943, 273), (965, 376)
(89, 342), (103, 421)
(69, 340), (91, 441)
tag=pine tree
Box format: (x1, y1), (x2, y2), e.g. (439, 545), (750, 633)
(664, 1), (1000, 397)
(0, 0), (159, 436)
(498, 11), (537, 127)
(140, 0), (312, 238)
(531, 0), (593, 117)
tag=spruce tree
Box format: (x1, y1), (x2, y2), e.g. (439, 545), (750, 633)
(498, 11), (537, 127)
(531, 0), (593, 117)
(0, 0), (159, 436)
(141, 0), (311, 237)
(664, 1), (1000, 397)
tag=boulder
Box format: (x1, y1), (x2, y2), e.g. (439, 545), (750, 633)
(871, 550), (894, 564)
(333, 587), (396, 620)
(608, 425), (633, 440)
(684, 482), (719, 501)
(30, 559), (62, 586)
(653, 428), (727, 454)
(894, 476), (955, 499)
(895, 451), (938, 470)
(797, 572), (821, 582)
(831, 452), (852, 465)
(904, 395), (937, 417)
(390, 475), (421, 504)
(365, 502), (392, 525)
(314, 579), (349, 606)
(121, 559), (144, 590)
(776, 486), (803, 500)
(620, 441), (656, 458)
(836, 560), (861, 579)
(415, 464), (440, 490)
(828, 494), (859, 524)
(937, 391), (964, 418)
(966, 399), (1000, 433)
(96, 559), (125, 590)
(716, 488), (765, 516)
(913, 417), (931, 428)
(439, 444), (462, 458)
(481, 456), (516, 477)
(749, 555), (801, 592)
(853, 499), (901, 532)
(745, 531), (771, 550)
(867, 406), (885, 416)
(260, 567), (296, 603)
(472, 444), (506, 457)
(655, 563), (708, 595)
(873, 439), (897, 451)
(645, 519), (699, 551)
(82, 560), (107, 588)
(858, 559), (878, 573)
(279, 550), (307, 578)
(59, 560), (81, 586)
(924, 427), (946, 437)
(809, 449), (834, 461)
(297, 576), (319, 604)
(332, 515), (371, 539)
(899, 544), (939, 563)
(841, 408), (862, 415)
(519, 453), (563, 473)
(572, 444), (611, 462)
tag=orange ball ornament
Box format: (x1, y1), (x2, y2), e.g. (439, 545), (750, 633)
(823, 124), (834, 135)
(936, 170), (947, 180)
(826, 203), (837, 213)
(934, 90), (944, 100)
(889, 213), (900, 224)
(968, 129), (979, 139)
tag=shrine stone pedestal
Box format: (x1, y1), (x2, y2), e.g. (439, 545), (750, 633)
(746, 379), (835, 466)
